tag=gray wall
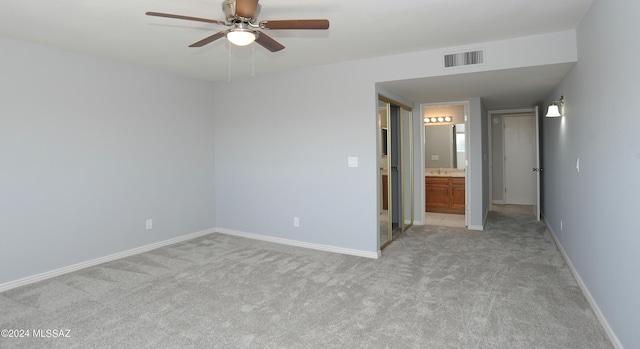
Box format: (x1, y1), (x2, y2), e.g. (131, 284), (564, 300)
(212, 69), (380, 252)
(541, 1), (639, 347)
(467, 98), (488, 228)
(0, 37), (216, 285)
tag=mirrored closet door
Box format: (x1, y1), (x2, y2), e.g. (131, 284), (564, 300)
(378, 96), (413, 250)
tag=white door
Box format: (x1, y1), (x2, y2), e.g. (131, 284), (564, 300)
(503, 114), (535, 205)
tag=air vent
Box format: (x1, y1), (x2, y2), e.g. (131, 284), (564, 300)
(444, 50), (484, 68)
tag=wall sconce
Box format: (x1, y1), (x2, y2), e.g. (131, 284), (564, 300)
(424, 116), (452, 124)
(546, 96), (564, 117)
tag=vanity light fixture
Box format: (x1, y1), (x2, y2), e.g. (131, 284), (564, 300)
(424, 116), (453, 124)
(546, 96), (564, 117)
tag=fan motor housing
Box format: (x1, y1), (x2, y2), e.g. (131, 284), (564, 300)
(222, 0), (260, 23)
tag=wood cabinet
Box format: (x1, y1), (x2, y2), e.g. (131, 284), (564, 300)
(450, 178), (466, 211)
(426, 176), (465, 214)
(425, 177), (450, 210)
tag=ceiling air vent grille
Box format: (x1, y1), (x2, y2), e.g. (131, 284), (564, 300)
(444, 50), (484, 68)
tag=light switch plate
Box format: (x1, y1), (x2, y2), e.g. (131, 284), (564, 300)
(431, 155), (439, 161)
(348, 156), (358, 168)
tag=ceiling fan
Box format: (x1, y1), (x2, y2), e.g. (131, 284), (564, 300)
(146, 0), (330, 52)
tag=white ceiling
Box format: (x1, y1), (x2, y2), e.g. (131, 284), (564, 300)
(0, 0), (594, 108)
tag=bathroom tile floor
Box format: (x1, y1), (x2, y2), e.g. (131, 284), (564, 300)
(424, 212), (466, 227)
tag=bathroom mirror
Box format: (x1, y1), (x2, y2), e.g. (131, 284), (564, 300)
(423, 104), (466, 169)
(424, 124), (465, 169)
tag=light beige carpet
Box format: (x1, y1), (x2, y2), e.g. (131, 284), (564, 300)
(0, 211), (613, 348)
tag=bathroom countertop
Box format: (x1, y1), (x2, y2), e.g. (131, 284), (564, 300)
(381, 169), (465, 177)
(425, 168), (465, 177)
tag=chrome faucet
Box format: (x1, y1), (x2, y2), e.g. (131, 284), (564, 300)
(438, 168), (442, 174)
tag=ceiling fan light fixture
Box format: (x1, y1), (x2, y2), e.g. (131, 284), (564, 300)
(226, 29), (256, 46)
(225, 23), (256, 46)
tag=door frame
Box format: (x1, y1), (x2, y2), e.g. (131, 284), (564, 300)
(487, 108), (541, 220)
(419, 101), (469, 227)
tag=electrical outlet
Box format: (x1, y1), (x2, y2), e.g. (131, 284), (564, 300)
(146, 219), (153, 230)
(293, 217), (300, 227)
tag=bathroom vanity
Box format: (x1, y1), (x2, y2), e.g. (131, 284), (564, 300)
(425, 168), (465, 214)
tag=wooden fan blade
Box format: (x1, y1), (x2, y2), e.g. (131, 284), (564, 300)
(260, 19), (329, 30)
(189, 31), (226, 47)
(235, 0), (259, 18)
(146, 12), (226, 25)
(255, 32), (285, 52)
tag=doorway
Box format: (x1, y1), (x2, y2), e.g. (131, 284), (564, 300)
(422, 102), (468, 228)
(489, 108), (540, 220)
(378, 96), (413, 249)
(503, 114), (535, 205)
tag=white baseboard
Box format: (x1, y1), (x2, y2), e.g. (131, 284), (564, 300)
(492, 199), (506, 205)
(467, 224), (484, 231)
(216, 228), (381, 259)
(541, 214), (623, 349)
(0, 228), (216, 293)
